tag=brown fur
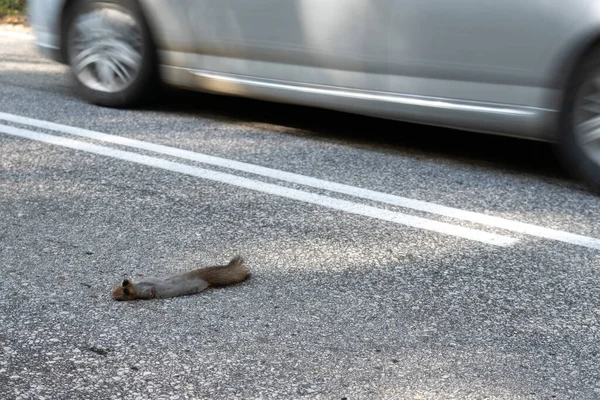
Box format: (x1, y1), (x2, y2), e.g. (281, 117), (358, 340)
(112, 256), (248, 301)
(112, 279), (137, 301)
(190, 256), (247, 287)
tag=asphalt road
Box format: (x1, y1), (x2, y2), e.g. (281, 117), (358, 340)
(1, 30), (599, 400)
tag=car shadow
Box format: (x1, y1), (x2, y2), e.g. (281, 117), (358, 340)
(148, 87), (570, 183)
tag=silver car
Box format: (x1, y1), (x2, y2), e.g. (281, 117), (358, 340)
(27, 0), (600, 189)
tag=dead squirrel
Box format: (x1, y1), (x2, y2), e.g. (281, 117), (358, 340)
(112, 255), (248, 301)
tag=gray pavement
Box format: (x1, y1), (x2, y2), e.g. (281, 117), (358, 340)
(0, 33), (599, 399)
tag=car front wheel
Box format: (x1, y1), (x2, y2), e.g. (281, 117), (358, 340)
(65, 0), (157, 107)
(559, 47), (600, 192)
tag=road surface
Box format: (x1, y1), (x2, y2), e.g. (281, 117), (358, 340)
(0, 29), (599, 400)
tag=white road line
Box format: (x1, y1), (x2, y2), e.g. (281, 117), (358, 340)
(1, 111), (599, 250)
(0, 30), (34, 40)
(0, 123), (517, 247)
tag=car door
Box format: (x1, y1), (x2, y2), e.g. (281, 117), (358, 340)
(387, 0), (587, 107)
(184, 0), (393, 89)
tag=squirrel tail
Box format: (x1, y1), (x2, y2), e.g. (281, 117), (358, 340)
(198, 255), (248, 287)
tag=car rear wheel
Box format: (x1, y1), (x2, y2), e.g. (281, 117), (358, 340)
(559, 47), (600, 192)
(65, 0), (157, 107)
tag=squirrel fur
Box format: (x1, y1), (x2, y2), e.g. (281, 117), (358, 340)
(112, 255), (248, 301)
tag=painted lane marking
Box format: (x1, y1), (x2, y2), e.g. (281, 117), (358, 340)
(0, 123), (517, 247)
(0, 112), (599, 250)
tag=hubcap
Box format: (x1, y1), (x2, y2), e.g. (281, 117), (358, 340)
(575, 74), (600, 164)
(68, 5), (143, 93)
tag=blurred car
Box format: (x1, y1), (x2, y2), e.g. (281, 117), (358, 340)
(27, 0), (600, 190)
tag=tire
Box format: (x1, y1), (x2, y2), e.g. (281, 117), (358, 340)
(558, 47), (600, 192)
(64, 0), (158, 107)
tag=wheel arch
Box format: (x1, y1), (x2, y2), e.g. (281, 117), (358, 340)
(551, 28), (600, 105)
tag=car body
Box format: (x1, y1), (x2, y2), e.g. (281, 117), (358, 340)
(27, 0), (600, 189)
